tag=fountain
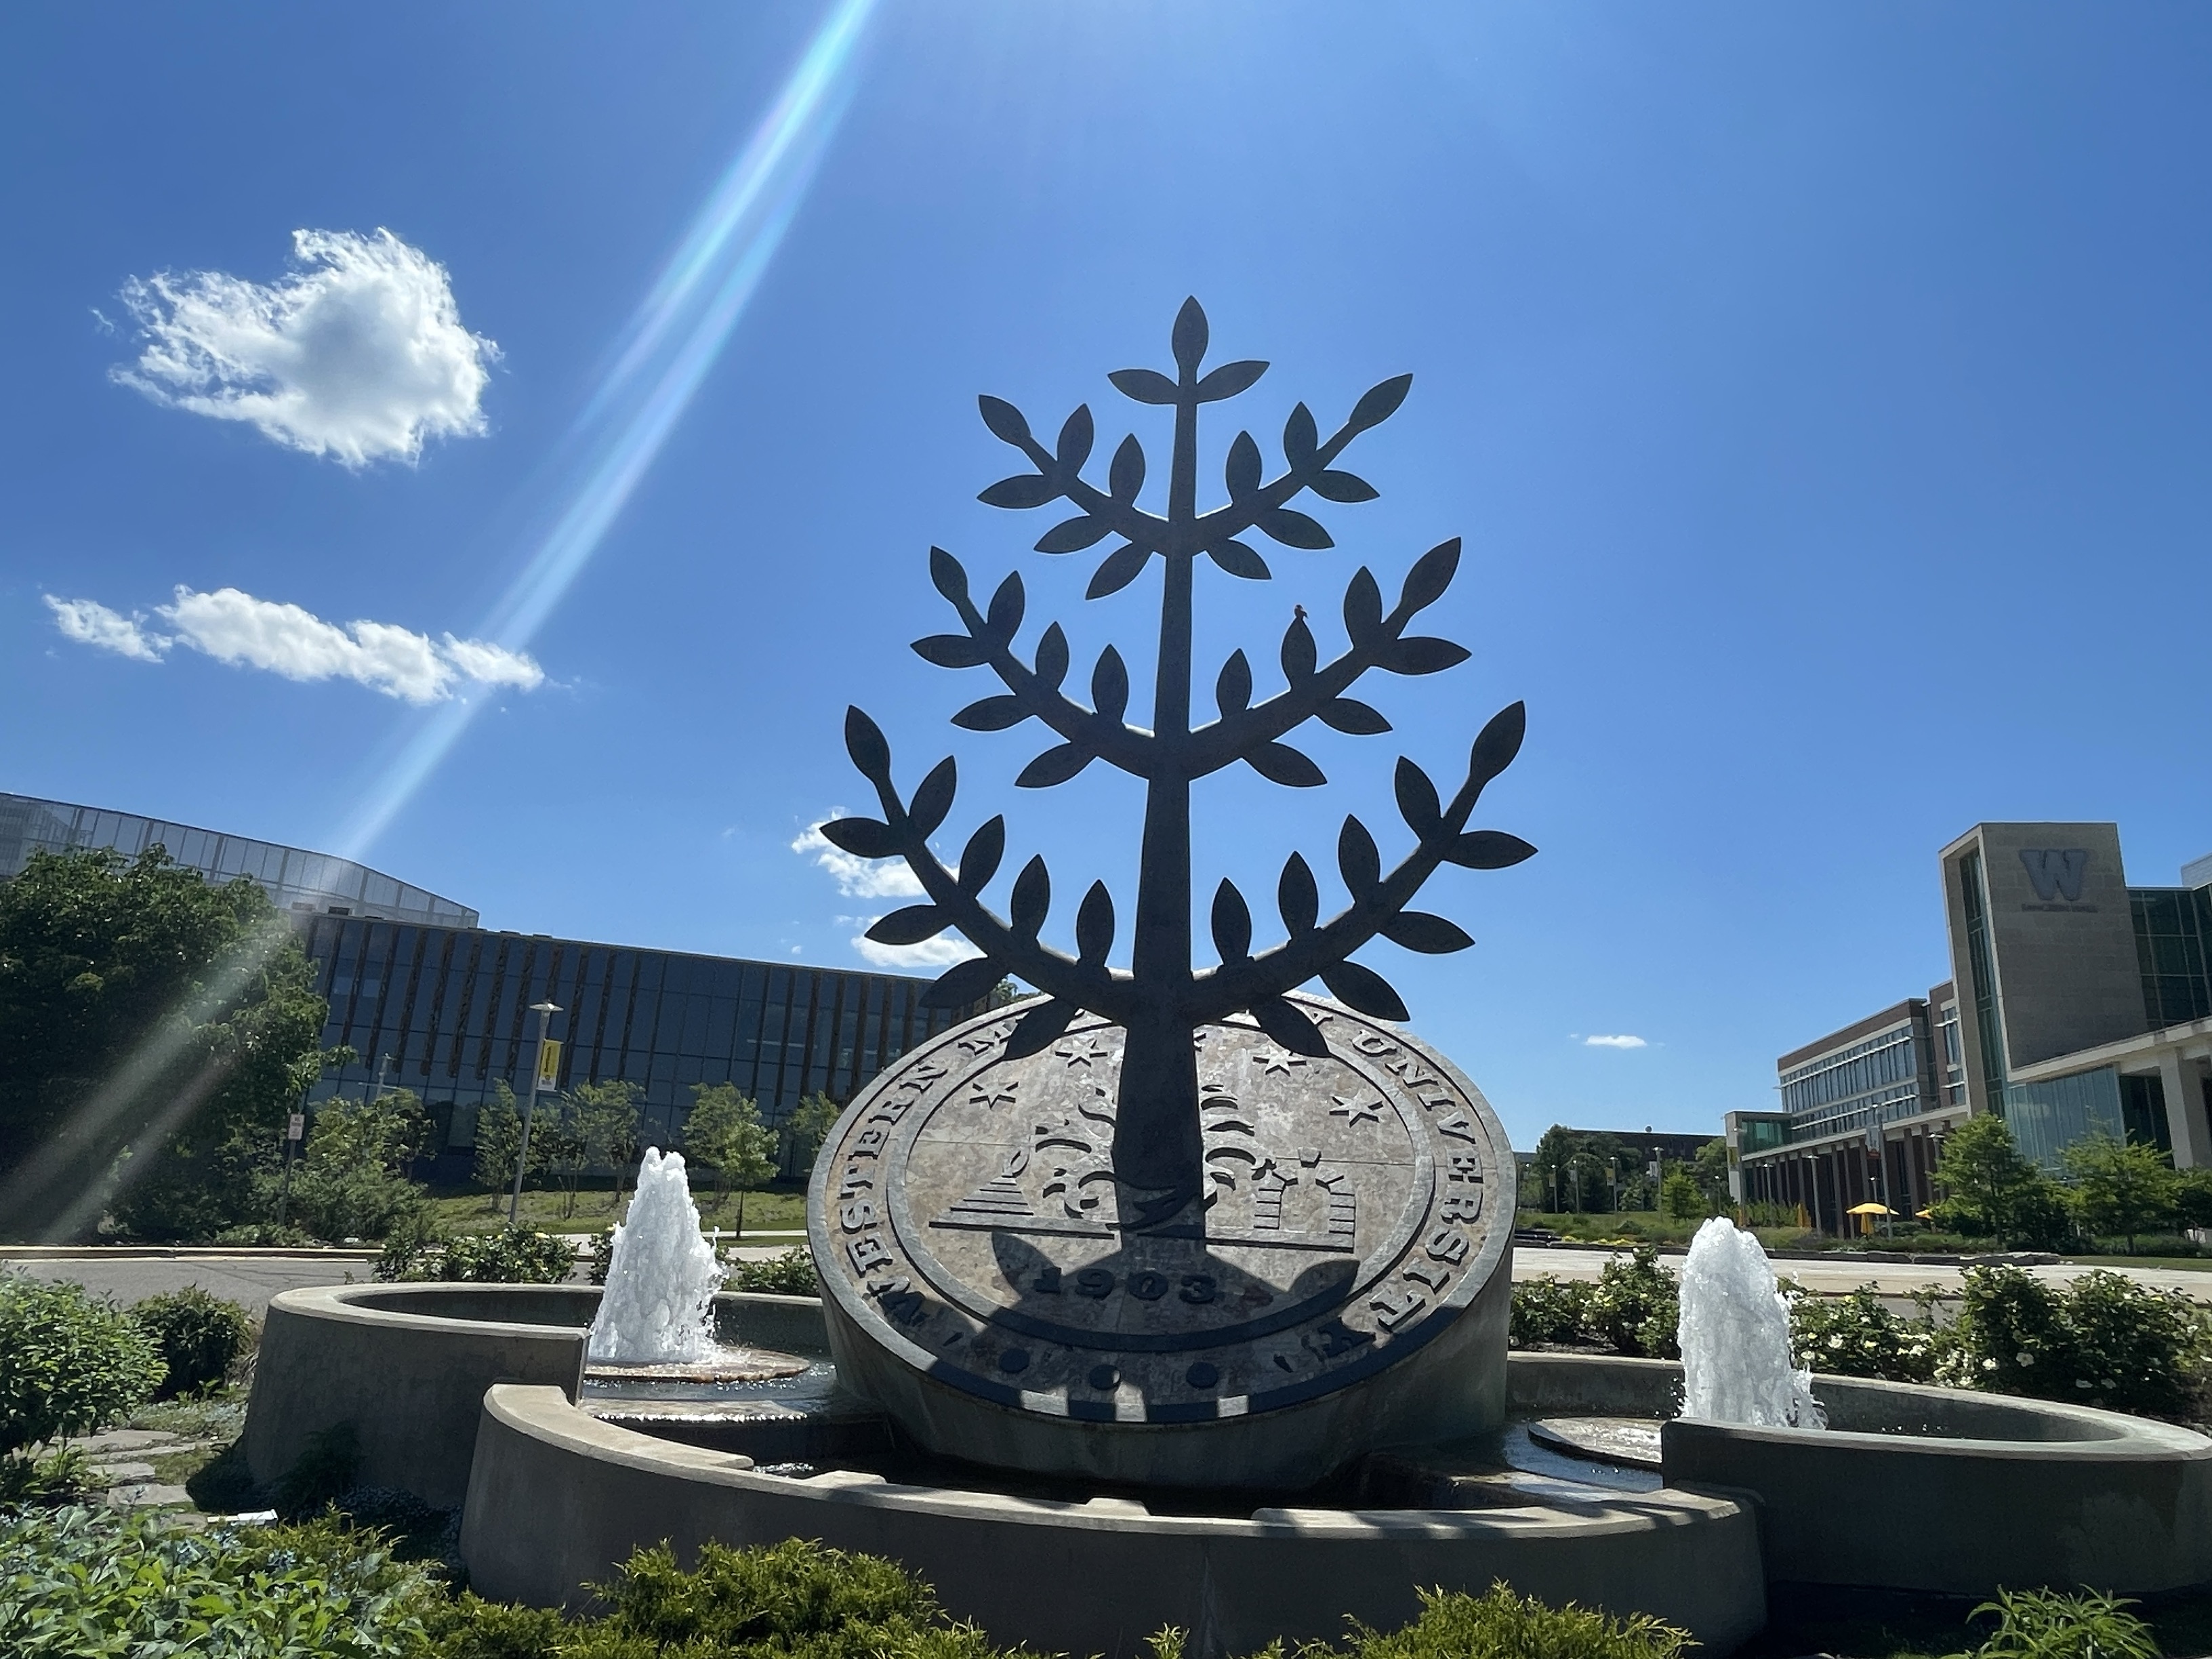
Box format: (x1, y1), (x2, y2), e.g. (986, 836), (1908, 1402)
(241, 306), (2212, 1656)
(590, 1149), (721, 1365)
(1677, 1217), (1823, 1429)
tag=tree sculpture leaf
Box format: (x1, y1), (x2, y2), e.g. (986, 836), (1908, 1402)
(1254, 508), (1332, 550)
(929, 546), (970, 604)
(1336, 815), (1380, 895)
(1399, 538), (1460, 613)
(1246, 742), (1325, 787)
(1091, 647), (1130, 721)
(1281, 615), (1317, 683)
(1211, 880), (1252, 962)
(1109, 435), (1145, 501)
(1340, 569), (1384, 644)
(1317, 697), (1390, 735)
(1010, 855), (1051, 937)
(979, 474), (1055, 510)
(1086, 542), (1149, 600)
(956, 816), (1006, 893)
(1004, 998), (1078, 1059)
(1207, 540), (1270, 580)
(1057, 405), (1094, 471)
(1347, 373), (1412, 434)
(985, 573), (1025, 640)
(1389, 636), (1471, 675)
(817, 816), (895, 859)
(844, 706), (892, 785)
(1171, 296), (1208, 372)
(1311, 470), (1378, 503)
(913, 634), (987, 669)
(953, 695), (1027, 731)
(1017, 743), (1092, 787)
(1282, 402), (1317, 468)
(907, 757), (957, 837)
(1469, 700), (1528, 785)
(978, 395), (1033, 446)
(1394, 758), (1442, 836)
(923, 956), (1003, 1010)
(1278, 853), (1319, 934)
(1036, 515), (1111, 554)
(1197, 359), (1267, 401)
(1215, 649), (1253, 714)
(1318, 960), (1410, 1021)
(1252, 996), (1330, 1057)
(1076, 881), (1115, 965)
(1380, 911), (1475, 954)
(1109, 368), (1178, 405)
(1033, 623), (1070, 687)
(1448, 830), (1538, 869)
(1225, 432), (1262, 498)
(868, 906), (951, 946)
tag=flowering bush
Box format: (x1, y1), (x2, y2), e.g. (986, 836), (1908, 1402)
(1509, 1277), (1593, 1347)
(1787, 1285), (1938, 1382)
(1587, 1246), (1680, 1359)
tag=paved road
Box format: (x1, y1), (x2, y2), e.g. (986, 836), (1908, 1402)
(1512, 1244), (2212, 1300)
(2, 1253), (375, 1315)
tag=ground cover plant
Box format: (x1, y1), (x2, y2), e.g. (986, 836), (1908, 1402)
(724, 1245), (822, 1296)
(0, 1503), (439, 1659)
(376, 1223), (575, 1284)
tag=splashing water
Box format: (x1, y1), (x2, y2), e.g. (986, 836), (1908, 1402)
(589, 1147), (724, 1364)
(1677, 1216), (1825, 1429)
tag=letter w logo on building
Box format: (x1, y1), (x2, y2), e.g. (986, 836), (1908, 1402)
(2019, 848), (2090, 903)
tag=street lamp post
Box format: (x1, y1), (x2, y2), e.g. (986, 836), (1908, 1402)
(509, 1001), (562, 1227)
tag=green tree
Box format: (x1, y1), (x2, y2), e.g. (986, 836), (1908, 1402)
(0, 846), (335, 1242)
(2175, 1166), (2212, 1233)
(287, 1086), (431, 1242)
(470, 1080), (524, 1208)
(2063, 1133), (2179, 1253)
(531, 1105), (588, 1220)
(1931, 1114), (2072, 1248)
(781, 1090), (841, 1176)
(573, 1078), (644, 1208)
(1660, 1164), (1706, 1221)
(1692, 1138), (1732, 1212)
(684, 1082), (775, 1233)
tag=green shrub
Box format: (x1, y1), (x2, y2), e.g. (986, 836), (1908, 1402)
(424, 1593), (571, 1659)
(1948, 1585), (2160, 1659)
(1510, 1277), (1594, 1347)
(0, 1274), (166, 1457)
(0, 1502), (438, 1659)
(1788, 1285), (1940, 1382)
(1152, 1582), (1691, 1659)
(590, 1226), (615, 1286)
(129, 1285), (254, 1399)
(0, 1445), (94, 1504)
(725, 1246), (821, 1296)
(289, 1089), (434, 1243)
(377, 1225), (575, 1284)
(1587, 1245), (1680, 1359)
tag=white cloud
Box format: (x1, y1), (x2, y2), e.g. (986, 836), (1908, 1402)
(1582, 1033), (1648, 1049)
(47, 585), (544, 704)
(45, 596), (165, 661)
(855, 931), (983, 970)
(794, 816), (985, 972)
(112, 228), (497, 466)
(791, 819), (926, 900)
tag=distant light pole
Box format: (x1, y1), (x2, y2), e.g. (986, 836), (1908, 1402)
(509, 1001), (562, 1227)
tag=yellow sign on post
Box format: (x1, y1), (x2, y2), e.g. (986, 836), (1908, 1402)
(535, 1039), (563, 1094)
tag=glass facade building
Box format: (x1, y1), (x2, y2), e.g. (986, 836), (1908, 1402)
(300, 918), (969, 1172)
(0, 792), (474, 928)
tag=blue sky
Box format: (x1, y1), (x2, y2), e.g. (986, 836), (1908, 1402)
(5, 5), (2209, 1150)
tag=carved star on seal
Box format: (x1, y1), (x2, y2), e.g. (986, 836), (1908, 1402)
(1329, 1094), (1384, 1126)
(968, 1080), (1020, 1111)
(1053, 1036), (1111, 1069)
(1256, 1049), (1309, 1076)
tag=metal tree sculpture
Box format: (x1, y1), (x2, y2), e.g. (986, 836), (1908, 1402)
(822, 300), (1533, 1233)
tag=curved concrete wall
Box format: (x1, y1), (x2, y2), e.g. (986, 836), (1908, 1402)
(459, 1383), (1766, 1659)
(243, 1284), (830, 1511)
(1665, 1377), (2212, 1595)
(1508, 1352), (2212, 1597)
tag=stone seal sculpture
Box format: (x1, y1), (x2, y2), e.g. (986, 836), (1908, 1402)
(807, 301), (1529, 1489)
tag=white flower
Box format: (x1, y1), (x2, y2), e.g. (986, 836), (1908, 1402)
(2016, 1351), (2034, 1366)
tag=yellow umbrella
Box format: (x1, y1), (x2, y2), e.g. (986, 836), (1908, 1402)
(1846, 1203), (1893, 1215)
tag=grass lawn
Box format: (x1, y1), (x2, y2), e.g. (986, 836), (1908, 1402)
(422, 1181), (809, 1235)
